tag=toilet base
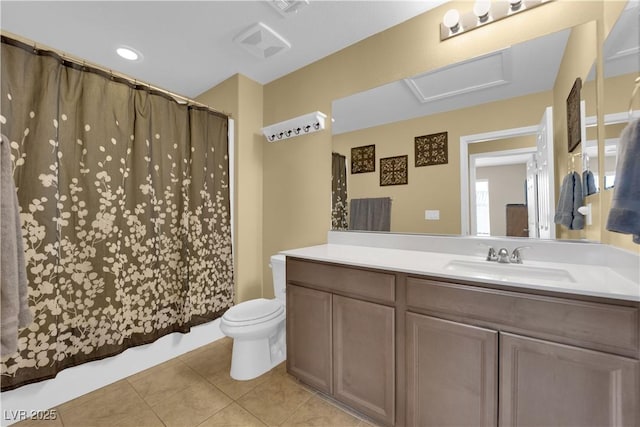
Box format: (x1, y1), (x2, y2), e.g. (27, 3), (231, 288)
(229, 325), (286, 381)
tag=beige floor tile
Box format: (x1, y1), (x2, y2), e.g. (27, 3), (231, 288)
(237, 373), (313, 426)
(11, 412), (63, 427)
(128, 359), (204, 406)
(149, 380), (232, 427)
(181, 340), (232, 379)
(207, 367), (273, 400)
(127, 355), (184, 383)
(197, 402), (267, 427)
(55, 379), (129, 409)
(281, 394), (362, 427)
(57, 380), (163, 427)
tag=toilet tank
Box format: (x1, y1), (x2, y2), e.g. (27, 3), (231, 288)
(269, 254), (286, 302)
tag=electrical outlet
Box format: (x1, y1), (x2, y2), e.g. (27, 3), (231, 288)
(425, 210), (440, 220)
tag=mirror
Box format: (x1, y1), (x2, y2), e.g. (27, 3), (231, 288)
(331, 23), (598, 240)
(601, 1), (640, 190)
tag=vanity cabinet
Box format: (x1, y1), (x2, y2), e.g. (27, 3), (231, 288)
(500, 333), (639, 426)
(406, 276), (640, 427)
(286, 257), (640, 427)
(333, 295), (395, 425)
(406, 313), (497, 427)
(286, 284), (332, 393)
(286, 259), (396, 426)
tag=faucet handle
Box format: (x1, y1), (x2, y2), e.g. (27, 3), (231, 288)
(486, 247), (498, 261)
(510, 246), (530, 264)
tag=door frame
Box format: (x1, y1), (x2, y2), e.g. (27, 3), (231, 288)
(460, 125), (539, 236)
(469, 147), (536, 236)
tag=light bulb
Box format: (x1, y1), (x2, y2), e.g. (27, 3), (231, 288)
(443, 9), (461, 32)
(473, 1), (491, 23)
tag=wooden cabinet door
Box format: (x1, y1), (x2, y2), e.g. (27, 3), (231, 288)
(500, 333), (640, 427)
(406, 313), (498, 427)
(286, 284), (332, 394)
(333, 295), (395, 426)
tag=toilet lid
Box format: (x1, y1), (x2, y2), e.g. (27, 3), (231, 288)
(223, 298), (284, 325)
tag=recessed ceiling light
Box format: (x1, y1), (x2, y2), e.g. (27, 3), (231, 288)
(116, 46), (142, 61)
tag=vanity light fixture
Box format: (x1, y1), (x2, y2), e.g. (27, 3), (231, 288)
(116, 46), (142, 61)
(440, 0), (554, 41)
(262, 111), (327, 142)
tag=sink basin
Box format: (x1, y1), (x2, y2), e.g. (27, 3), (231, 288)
(444, 260), (575, 283)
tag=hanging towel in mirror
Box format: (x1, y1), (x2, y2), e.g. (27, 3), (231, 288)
(349, 197), (391, 231)
(606, 119), (640, 244)
(554, 171), (584, 230)
(582, 170), (597, 197)
(1, 134), (33, 357)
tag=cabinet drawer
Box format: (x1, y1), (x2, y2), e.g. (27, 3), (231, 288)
(287, 258), (395, 303)
(407, 277), (639, 358)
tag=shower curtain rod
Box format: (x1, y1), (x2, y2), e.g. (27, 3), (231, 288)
(1, 31), (230, 119)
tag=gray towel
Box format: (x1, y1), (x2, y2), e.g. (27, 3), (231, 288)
(582, 170), (597, 197)
(571, 171), (584, 230)
(1, 134), (32, 357)
(606, 119), (640, 244)
(349, 197), (391, 231)
(554, 173), (574, 228)
(554, 171), (585, 230)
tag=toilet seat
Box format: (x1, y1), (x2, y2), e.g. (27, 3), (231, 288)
(222, 298), (284, 327)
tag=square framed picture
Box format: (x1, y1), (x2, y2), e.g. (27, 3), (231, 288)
(351, 144), (375, 174)
(415, 132), (448, 167)
(380, 155), (408, 186)
(566, 78), (582, 153)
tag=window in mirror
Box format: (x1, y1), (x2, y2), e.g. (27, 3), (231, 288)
(475, 180), (491, 236)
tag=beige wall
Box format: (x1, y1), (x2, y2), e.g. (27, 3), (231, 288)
(260, 0), (625, 286)
(552, 20), (598, 242)
(332, 91), (551, 235)
(196, 74), (265, 302)
(476, 164), (527, 237)
(201, 1), (632, 291)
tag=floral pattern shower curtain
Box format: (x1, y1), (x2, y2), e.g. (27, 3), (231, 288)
(0, 38), (234, 391)
(331, 152), (348, 230)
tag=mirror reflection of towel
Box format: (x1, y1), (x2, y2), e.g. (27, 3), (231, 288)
(554, 172), (584, 230)
(606, 119), (640, 244)
(349, 198), (391, 231)
(582, 170), (597, 197)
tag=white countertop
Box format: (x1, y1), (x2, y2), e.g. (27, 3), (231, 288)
(281, 244), (640, 302)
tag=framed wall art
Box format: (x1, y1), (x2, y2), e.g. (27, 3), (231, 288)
(380, 155), (408, 186)
(566, 77), (582, 153)
(415, 131), (448, 167)
(351, 144), (376, 174)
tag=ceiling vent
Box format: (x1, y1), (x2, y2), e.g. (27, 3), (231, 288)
(234, 22), (291, 59)
(266, 0), (309, 16)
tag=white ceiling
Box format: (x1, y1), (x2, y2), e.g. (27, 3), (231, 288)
(0, 0), (448, 98)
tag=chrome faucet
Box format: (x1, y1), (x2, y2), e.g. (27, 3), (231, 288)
(486, 246), (530, 264)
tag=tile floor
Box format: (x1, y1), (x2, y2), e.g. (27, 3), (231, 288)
(14, 338), (377, 427)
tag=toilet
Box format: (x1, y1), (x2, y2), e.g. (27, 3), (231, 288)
(220, 254), (286, 380)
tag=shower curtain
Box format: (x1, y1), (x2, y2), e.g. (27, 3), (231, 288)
(331, 152), (348, 230)
(0, 37), (234, 391)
